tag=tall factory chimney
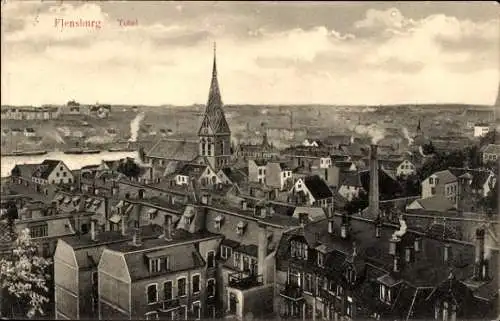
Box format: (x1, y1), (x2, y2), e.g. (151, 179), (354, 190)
(369, 144), (380, 218)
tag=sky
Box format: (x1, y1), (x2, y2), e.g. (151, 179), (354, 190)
(1, 1), (499, 106)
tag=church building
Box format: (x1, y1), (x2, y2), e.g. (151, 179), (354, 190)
(198, 45), (232, 171)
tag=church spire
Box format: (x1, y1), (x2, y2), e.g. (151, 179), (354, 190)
(207, 42), (222, 109)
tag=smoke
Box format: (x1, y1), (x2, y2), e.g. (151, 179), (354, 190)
(52, 131), (66, 144)
(129, 112), (145, 142)
(402, 127), (414, 146)
(351, 124), (386, 145)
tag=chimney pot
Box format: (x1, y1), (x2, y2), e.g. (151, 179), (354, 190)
(131, 227), (141, 246)
(121, 216), (127, 236)
(340, 224), (348, 239)
(90, 220), (99, 241)
(164, 215), (173, 240)
(328, 220), (334, 235)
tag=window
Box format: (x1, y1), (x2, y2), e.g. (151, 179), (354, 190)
(164, 280), (173, 300)
(208, 305), (216, 319)
(42, 243), (50, 257)
(290, 240), (308, 260)
(192, 274), (200, 294)
(304, 274), (313, 293)
(207, 279), (216, 297)
(242, 256), (250, 272)
(336, 285), (343, 296)
(207, 251), (215, 268)
(149, 258), (161, 273)
(63, 172), (67, 177)
(147, 284), (158, 304)
(317, 252), (324, 267)
(177, 277), (187, 297)
(380, 284), (392, 304)
(145, 312), (159, 320)
(429, 177), (434, 184)
(234, 252), (241, 268)
(220, 245), (232, 259)
(192, 301), (201, 320)
(30, 224), (48, 238)
(56, 172), (60, 177)
(346, 296), (353, 317)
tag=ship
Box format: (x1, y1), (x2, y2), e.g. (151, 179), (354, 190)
(63, 148), (101, 155)
(2, 150), (48, 157)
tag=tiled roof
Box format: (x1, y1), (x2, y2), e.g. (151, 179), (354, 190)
(431, 170), (457, 184)
(359, 169), (403, 199)
(220, 167), (247, 186)
(146, 139), (199, 161)
(481, 144), (500, 154)
(124, 243), (206, 281)
(12, 163), (39, 179)
(339, 172), (362, 187)
(177, 163), (207, 177)
(33, 160), (60, 179)
(409, 196), (456, 212)
(304, 175), (333, 200)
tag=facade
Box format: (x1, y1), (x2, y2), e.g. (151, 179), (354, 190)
(265, 162), (293, 191)
(395, 159), (416, 177)
(473, 124), (490, 137)
(248, 159), (267, 184)
(421, 170), (458, 202)
(11, 160), (74, 185)
(481, 144), (500, 164)
(237, 133), (280, 161)
(275, 215), (498, 321)
(1, 106), (59, 120)
(197, 48), (232, 171)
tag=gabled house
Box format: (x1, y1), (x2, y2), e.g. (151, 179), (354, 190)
(174, 163), (220, 188)
(481, 144), (500, 165)
(338, 172), (363, 201)
(289, 175), (334, 208)
(421, 170), (458, 202)
(31, 160), (74, 185)
(248, 159), (268, 185)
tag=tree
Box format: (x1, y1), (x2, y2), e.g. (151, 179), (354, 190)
(344, 190), (369, 214)
(117, 158), (141, 178)
(397, 174), (421, 197)
(0, 228), (51, 319)
(479, 180), (498, 215)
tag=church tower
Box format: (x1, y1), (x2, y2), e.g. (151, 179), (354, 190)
(198, 44), (231, 170)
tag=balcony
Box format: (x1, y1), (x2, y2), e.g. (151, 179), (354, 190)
(280, 283), (304, 301)
(160, 298), (180, 311)
(228, 272), (263, 290)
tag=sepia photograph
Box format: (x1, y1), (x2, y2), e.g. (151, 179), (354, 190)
(0, 1), (499, 320)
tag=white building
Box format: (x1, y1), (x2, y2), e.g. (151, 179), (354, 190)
(473, 124), (490, 137)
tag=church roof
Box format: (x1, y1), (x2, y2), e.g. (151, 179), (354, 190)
(198, 45), (231, 136)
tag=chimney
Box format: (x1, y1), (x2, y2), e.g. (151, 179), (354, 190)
(340, 213), (349, 239)
(352, 242), (357, 257)
(414, 237), (421, 252)
(375, 217), (382, 238)
(120, 215), (127, 236)
(369, 144), (379, 218)
(241, 200), (247, 210)
(393, 256), (400, 273)
(260, 207), (267, 218)
(164, 215), (173, 240)
(258, 224), (269, 284)
(131, 227), (142, 246)
(474, 228), (489, 280)
(90, 219), (99, 241)
(328, 219), (334, 235)
(444, 243), (451, 263)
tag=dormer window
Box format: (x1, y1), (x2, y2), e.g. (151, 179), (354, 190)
(220, 245), (232, 259)
(149, 258), (161, 273)
(236, 221), (247, 235)
(290, 240), (308, 260)
(214, 215), (224, 230)
(317, 252), (324, 267)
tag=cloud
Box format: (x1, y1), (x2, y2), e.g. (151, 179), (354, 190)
(1, 3), (499, 106)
